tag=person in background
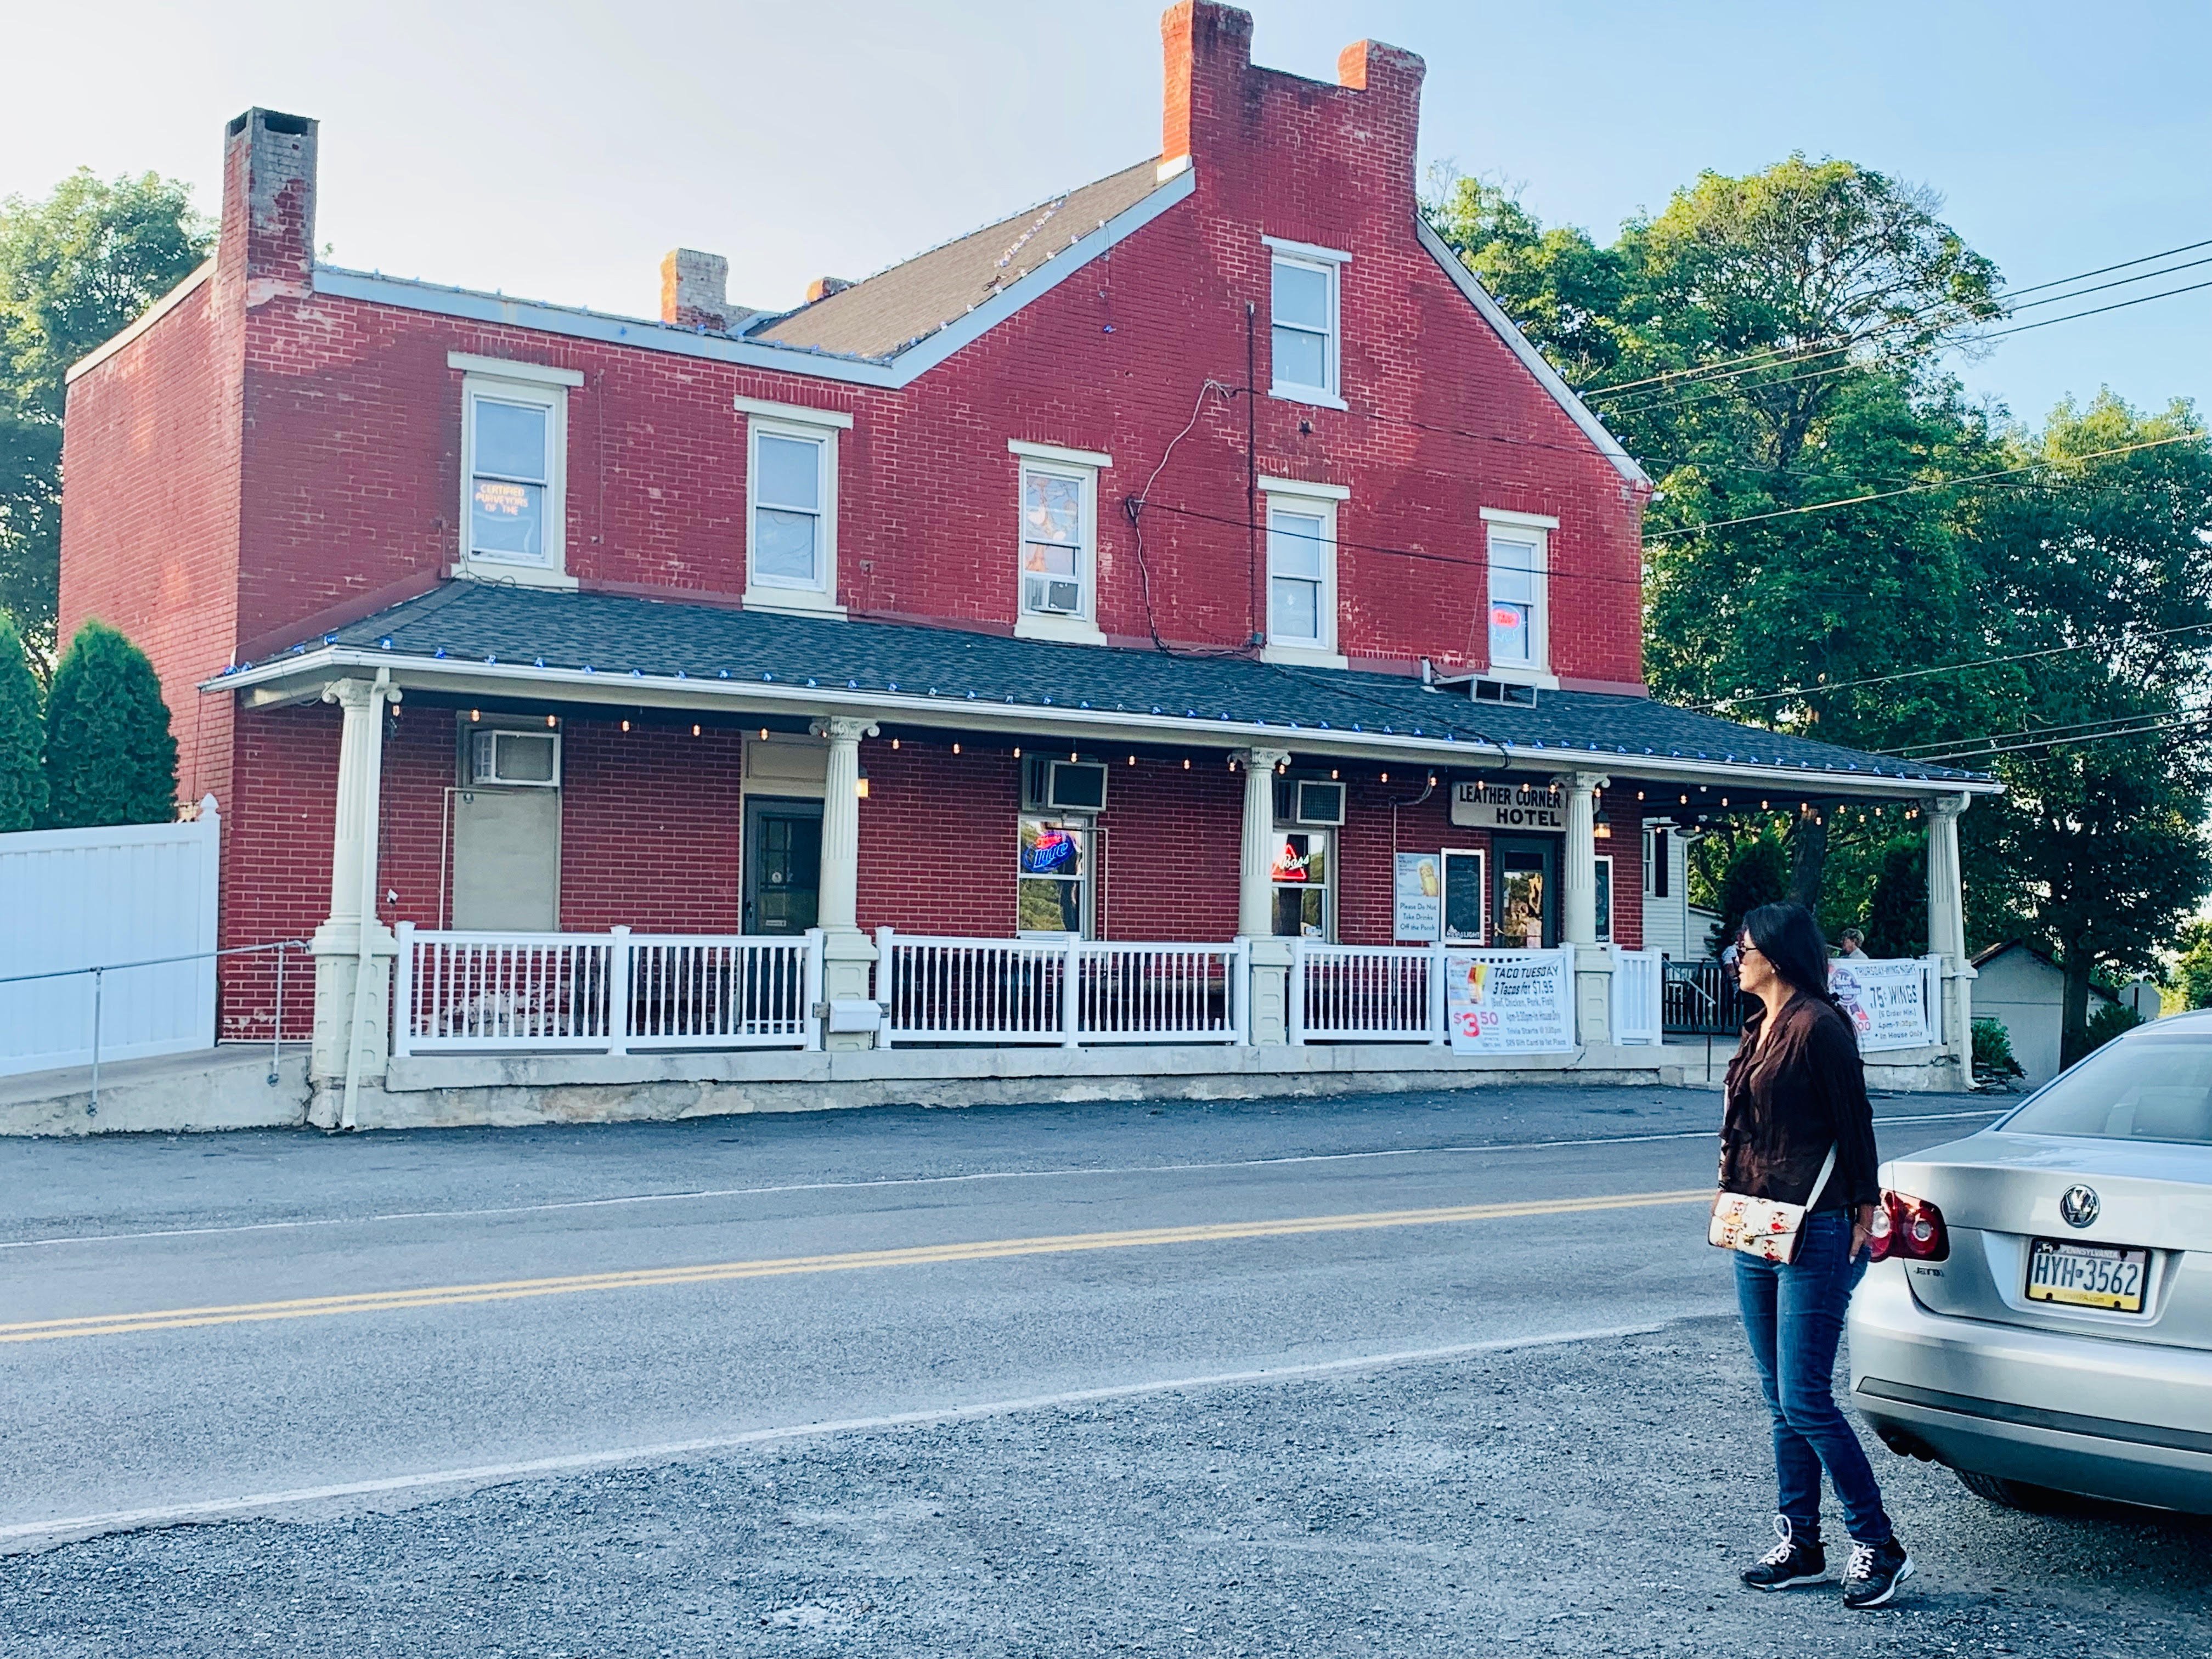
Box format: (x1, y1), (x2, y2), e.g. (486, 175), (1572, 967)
(1835, 928), (1868, 960)
(1725, 902), (1912, 1609)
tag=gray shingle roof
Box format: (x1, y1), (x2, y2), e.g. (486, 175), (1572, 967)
(239, 583), (1986, 787)
(746, 161), (1164, 360)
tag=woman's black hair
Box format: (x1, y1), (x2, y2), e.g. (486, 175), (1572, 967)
(1739, 901), (1838, 1008)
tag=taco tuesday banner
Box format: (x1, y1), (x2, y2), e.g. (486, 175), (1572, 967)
(1828, 958), (1937, 1053)
(1444, 949), (1577, 1054)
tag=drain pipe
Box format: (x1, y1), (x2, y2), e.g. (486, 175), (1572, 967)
(339, 670), (398, 1132)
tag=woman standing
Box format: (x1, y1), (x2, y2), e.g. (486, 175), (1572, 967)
(1722, 901), (1912, 1609)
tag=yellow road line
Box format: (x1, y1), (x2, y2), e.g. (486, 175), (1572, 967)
(0, 1188), (1711, 1345)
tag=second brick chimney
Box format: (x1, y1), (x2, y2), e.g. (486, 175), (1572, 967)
(221, 108), (318, 308)
(661, 247), (737, 332)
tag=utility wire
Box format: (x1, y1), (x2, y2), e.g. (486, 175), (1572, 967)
(1576, 233), (2212, 399)
(1644, 430), (2207, 541)
(1891, 699), (2212, 756)
(1908, 711), (2212, 764)
(1689, 618), (2212, 711)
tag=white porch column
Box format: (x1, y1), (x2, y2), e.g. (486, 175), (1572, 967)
(1556, 769), (1613, 1047)
(309, 675), (399, 1128)
(811, 715), (880, 1049)
(1235, 746), (1293, 1045)
(1925, 792), (1976, 1084)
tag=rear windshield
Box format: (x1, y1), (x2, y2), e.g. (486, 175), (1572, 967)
(2004, 1035), (2212, 1145)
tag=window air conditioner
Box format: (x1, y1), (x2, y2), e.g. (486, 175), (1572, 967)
(1293, 779), (1346, 826)
(471, 729), (561, 787)
(1026, 757), (1108, 814)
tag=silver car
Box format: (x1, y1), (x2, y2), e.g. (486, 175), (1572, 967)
(1848, 1010), (2212, 1514)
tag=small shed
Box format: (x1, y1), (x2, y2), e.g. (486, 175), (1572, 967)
(1970, 941), (2120, 1086)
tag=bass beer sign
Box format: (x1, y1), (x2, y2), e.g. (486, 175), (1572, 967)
(1450, 778), (1566, 831)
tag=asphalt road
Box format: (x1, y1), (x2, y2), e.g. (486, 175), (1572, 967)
(2, 1084), (2207, 1657)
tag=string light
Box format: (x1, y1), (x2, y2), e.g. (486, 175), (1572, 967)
(1013, 746), (1022, 758)
(545, 715), (557, 729)
(1182, 758), (1190, 770)
(469, 709), (481, 722)
(1127, 754), (1136, 765)
(622, 720), (631, 732)
(891, 737), (901, 749)
(759, 727), (769, 740)
(691, 725), (701, 737)
(952, 742), (961, 754)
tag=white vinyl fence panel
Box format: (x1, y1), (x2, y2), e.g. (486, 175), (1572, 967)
(875, 930), (1245, 1047)
(394, 926), (823, 1055)
(1611, 947), (1664, 1046)
(0, 801), (222, 1077)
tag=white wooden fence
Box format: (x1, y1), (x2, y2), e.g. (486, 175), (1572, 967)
(393, 924), (822, 1055)
(1611, 947), (1664, 1046)
(1289, 942), (1445, 1044)
(875, 929), (1245, 1047)
(0, 800), (223, 1077)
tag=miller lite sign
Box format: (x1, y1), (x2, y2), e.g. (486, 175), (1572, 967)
(1450, 778), (1567, 831)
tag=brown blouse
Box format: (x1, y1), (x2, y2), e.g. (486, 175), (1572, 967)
(1719, 993), (1881, 1212)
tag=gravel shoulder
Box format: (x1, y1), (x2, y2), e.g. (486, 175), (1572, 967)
(5, 1314), (2203, 1658)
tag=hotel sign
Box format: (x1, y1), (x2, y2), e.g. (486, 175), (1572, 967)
(1450, 778), (1567, 831)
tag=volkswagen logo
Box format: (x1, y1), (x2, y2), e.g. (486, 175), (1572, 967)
(2058, 1184), (2101, 1229)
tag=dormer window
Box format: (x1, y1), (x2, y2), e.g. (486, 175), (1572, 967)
(1265, 236), (1349, 410)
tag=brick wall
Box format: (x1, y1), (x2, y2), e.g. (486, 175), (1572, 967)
(558, 718), (746, 932)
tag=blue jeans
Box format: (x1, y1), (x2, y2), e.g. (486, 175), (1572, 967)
(1734, 1209), (1894, 1545)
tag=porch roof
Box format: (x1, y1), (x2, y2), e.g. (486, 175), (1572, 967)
(212, 582), (1995, 798)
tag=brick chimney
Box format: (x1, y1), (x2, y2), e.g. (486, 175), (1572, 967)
(1159, 2), (1252, 170)
(1334, 38), (1427, 200)
(660, 248), (735, 332)
(220, 108), (318, 308)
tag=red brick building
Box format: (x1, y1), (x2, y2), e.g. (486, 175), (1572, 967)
(58, 4), (1988, 1121)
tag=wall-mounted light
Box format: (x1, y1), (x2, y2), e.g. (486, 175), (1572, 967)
(1594, 811), (1612, 840)
(469, 709), (481, 722)
(856, 761), (870, 800)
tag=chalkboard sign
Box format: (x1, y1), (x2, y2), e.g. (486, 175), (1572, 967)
(1443, 849), (1486, 943)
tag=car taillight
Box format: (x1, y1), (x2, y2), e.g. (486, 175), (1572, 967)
(1869, 1190), (1948, 1262)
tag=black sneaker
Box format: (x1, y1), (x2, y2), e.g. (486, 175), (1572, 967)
(1841, 1536), (1914, 1609)
(1740, 1518), (1827, 1589)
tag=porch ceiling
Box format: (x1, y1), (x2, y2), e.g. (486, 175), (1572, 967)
(208, 582), (1996, 799)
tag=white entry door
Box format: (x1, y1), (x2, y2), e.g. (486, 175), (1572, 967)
(452, 788), (561, 930)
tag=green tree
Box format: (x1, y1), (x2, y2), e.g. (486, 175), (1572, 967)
(41, 619), (176, 827)
(1861, 835), (1928, 959)
(2172, 919), (2212, 1011)
(0, 609), (44, 830)
(0, 170), (211, 662)
(1709, 831), (1790, 957)
(1962, 397), (2212, 1065)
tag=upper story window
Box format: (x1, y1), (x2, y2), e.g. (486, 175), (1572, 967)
(738, 394), (851, 617)
(1009, 439), (1110, 644)
(1264, 236), (1350, 410)
(1259, 476), (1349, 668)
(1481, 507), (1560, 682)
(451, 353), (582, 588)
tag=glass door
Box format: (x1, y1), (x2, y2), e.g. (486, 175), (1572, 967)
(1492, 834), (1557, 950)
(743, 798), (822, 935)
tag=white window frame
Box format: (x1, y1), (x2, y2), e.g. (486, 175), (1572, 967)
(453, 354), (580, 589)
(1480, 507), (1560, 687)
(1011, 439), (1109, 645)
(1265, 236), (1350, 411)
(1017, 814), (1093, 939)
(742, 397), (850, 618)
(1269, 826), (1334, 942)
(1259, 476), (1349, 668)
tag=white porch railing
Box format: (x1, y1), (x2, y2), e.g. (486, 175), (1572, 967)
(1289, 941), (1447, 1045)
(1611, 947), (1664, 1045)
(393, 924), (822, 1056)
(874, 929), (1246, 1047)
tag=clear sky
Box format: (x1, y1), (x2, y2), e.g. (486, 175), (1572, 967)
(9, 1), (2207, 433)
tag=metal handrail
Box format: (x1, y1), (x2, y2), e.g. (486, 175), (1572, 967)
(0, 938), (308, 1113)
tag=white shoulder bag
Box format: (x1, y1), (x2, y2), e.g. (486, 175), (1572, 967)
(1708, 1145), (1837, 1265)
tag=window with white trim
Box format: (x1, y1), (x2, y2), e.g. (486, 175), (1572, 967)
(1271, 829), (1331, 939)
(1260, 477), (1347, 666)
(1269, 245), (1342, 404)
(461, 376), (566, 574)
(746, 415), (840, 611)
(1487, 525), (1548, 671)
(1018, 816), (1091, 937)
(1013, 448), (1103, 637)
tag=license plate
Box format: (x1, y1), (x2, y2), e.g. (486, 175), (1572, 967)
(2025, 1238), (2149, 1312)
